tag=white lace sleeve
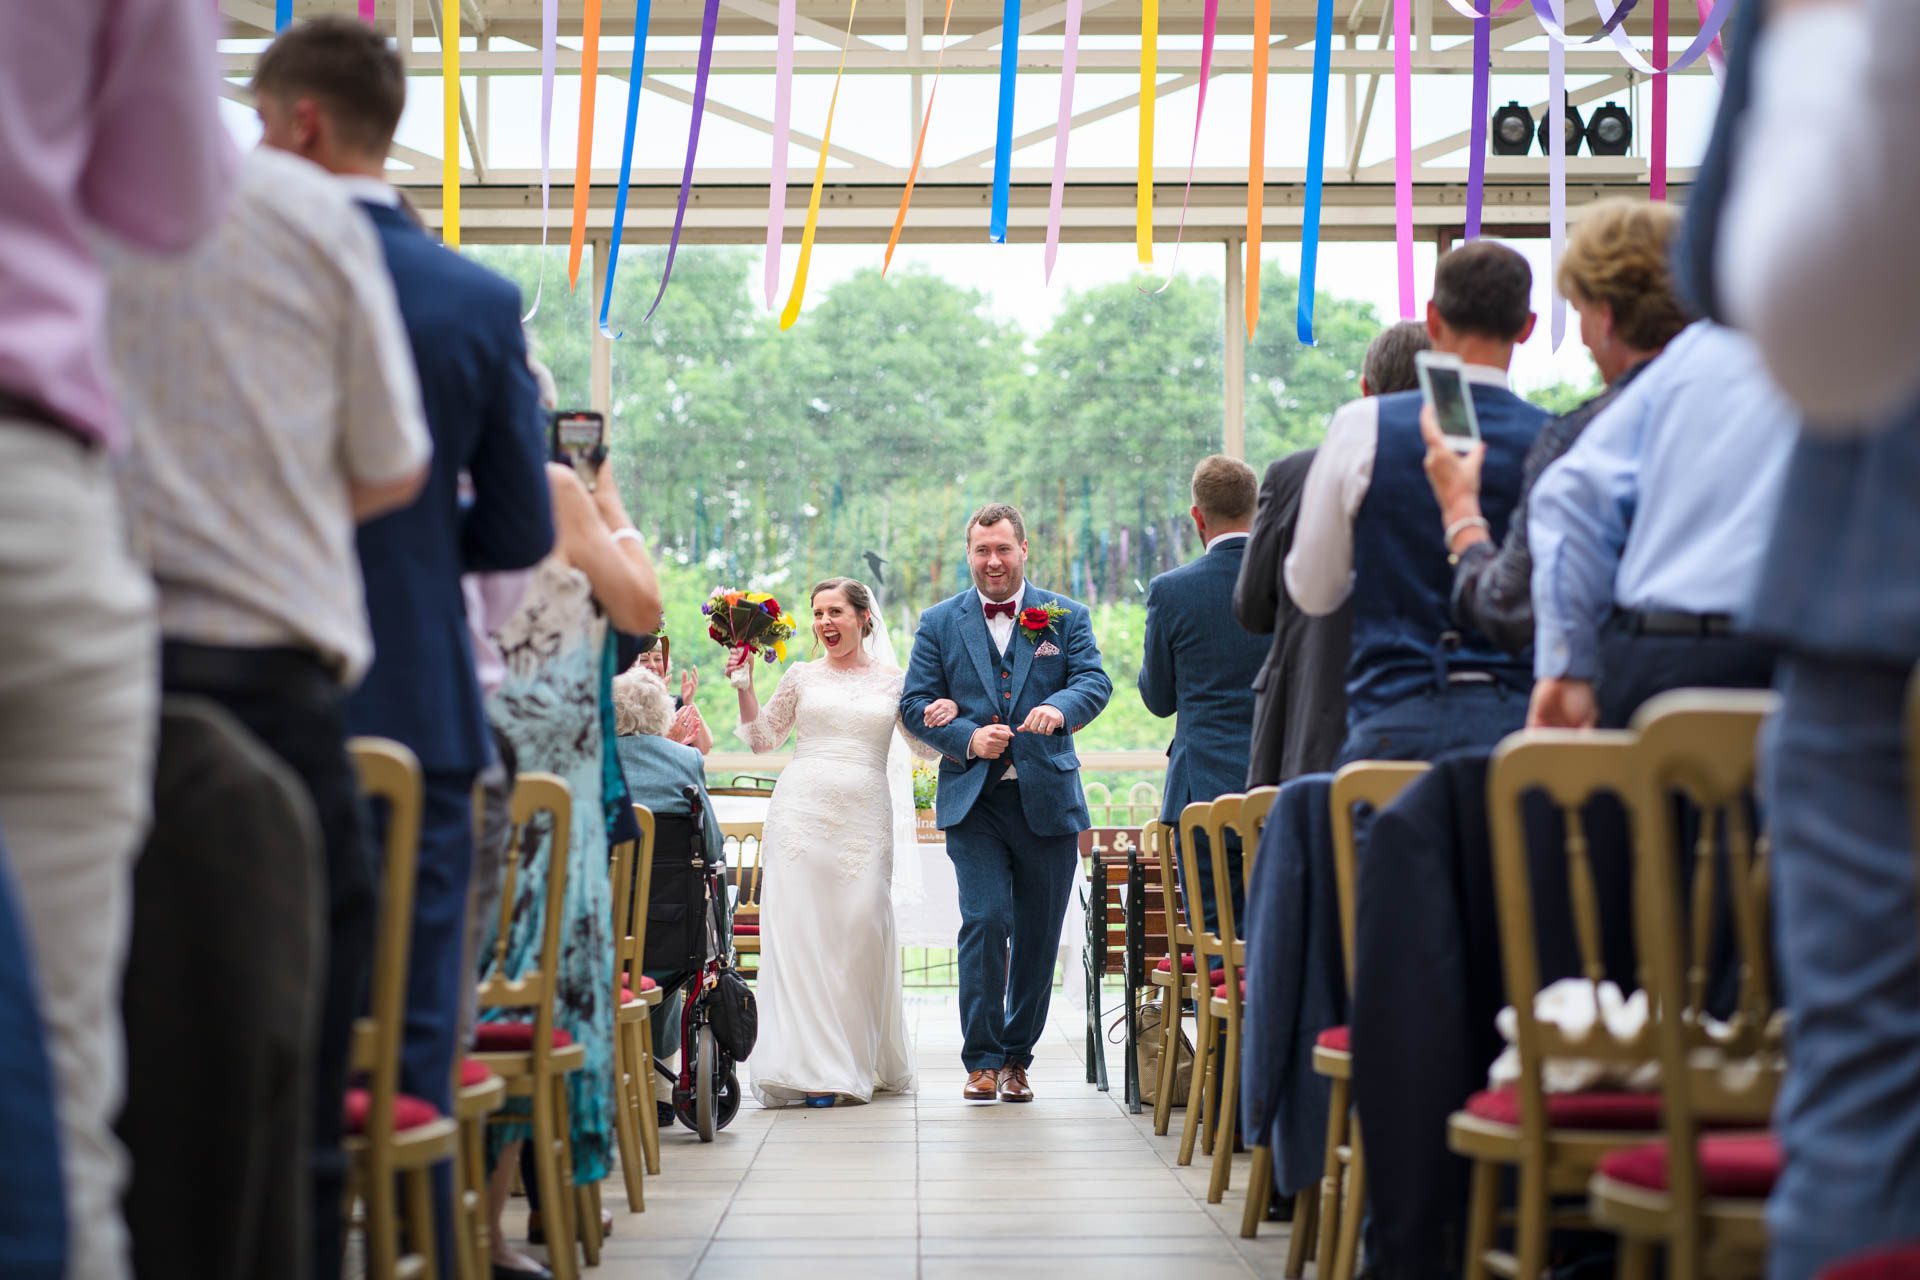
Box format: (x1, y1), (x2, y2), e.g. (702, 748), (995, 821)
(894, 715), (942, 761)
(736, 663), (803, 753)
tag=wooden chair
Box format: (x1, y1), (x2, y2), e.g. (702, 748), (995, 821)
(472, 774), (586, 1280)
(1449, 731), (1658, 1280)
(1172, 795), (1254, 1198)
(1174, 800), (1220, 1169)
(1587, 690), (1784, 1280)
(1202, 794), (1265, 1202)
(1277, 763), (1429, 1276)
(345, 739), (460, 1280)
(610, 805), (666, 1201)
(452, 1057), (505, 1280)
(721, 819), (766, 979)
(1233, 785), (1282, 1239)
(1145, 818), (1198, 1139)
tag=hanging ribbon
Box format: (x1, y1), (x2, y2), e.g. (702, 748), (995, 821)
(567, 0), (605, 291)
(640, 0), (720, 323)
(1140, 0), (1218, 294)
(1296, 0), (1333, 345)
(1244, 0), (1270, 335)
(779, 0), (862, 330)
(1392, 0), (1413, 318)
(523, 0), (557, 321)
(1135, 0), (1158, 265)
(1465, 0), (1490, 240)
(358, 1), (374, 20)
(886, 0), (961, 274)
(764, 0), (796, 308)
(276, 0), (291, 28)
(1549, 0), (1733, 74)
(442, 0), (460, 249)
(988, 0), (1021, 243)
(1547, 0), (1566, 350)
(596, 0), (652, 337)
(1041, 0), (1084, 281)
(1650, 0), (1668, 199)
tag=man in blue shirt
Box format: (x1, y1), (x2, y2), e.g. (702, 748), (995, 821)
(1286, 241), (1549, 764)
(1526, 321), (1796, 729)
(1139, 455), (1271, 930)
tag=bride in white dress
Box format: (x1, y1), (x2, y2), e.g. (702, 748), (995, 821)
(727, 577), (946, 1107)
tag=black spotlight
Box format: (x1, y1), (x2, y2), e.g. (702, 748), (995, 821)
(1490, 101), (1534, 156)
(1538, 97), (1586, 157)
(1585, 100), (1633, 155)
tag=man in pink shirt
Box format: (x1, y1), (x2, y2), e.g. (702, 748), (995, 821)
(0, 4), (234, 1277)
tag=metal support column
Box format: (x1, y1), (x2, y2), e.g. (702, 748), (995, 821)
(590, 235), (613, 416)
(1224, 236), (1247, 459)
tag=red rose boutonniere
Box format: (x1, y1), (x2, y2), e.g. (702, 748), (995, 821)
(1019, 601), (1070, 643)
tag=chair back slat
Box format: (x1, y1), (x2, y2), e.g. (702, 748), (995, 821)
(349, 738), (425, 1152)
(722, 821), (765, 910)
(1240, 787), (1280, 900)
(1148, 819), (1191, 952)
(1562, 801), (1609, 986)
(477, 774), (572, 1068)
(1329, 763), (1429, 989)
(1177, 801), (1220, 977)
(1207, 793), (1248, 969)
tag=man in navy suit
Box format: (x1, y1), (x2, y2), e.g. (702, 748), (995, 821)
(254, 21), (555, 1278)
(902, 505), (1112, 1104)
(1139, 456), (1271, 932)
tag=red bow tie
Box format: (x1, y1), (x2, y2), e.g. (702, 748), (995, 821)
(983, 600), (1018, 620)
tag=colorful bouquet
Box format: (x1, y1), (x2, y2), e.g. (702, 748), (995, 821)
(702, 587), (798, 688)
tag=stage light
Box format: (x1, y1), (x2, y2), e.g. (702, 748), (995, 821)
(1538, 97), (1586, 157)
(1585, 101), (1632, 156)
(1491, 101), (1534, 156)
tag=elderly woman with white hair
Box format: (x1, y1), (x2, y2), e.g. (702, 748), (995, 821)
(612, 664), (725, 870)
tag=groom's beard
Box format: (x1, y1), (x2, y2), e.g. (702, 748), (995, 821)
(971, 571), (1025, 603)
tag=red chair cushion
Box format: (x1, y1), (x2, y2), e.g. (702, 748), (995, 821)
(472, 1023), (575, 1052)
(1820, 1244), (1920, 1280)
(1316, 1025), (1351, 1053)
(1212, 977), (1247, 999)
(734, 924), (761, 937)
(1154, 954), (1198, 973)
(343, 1088), (441, 1134)
(1464, 1086), (1661, 1131)
(458, 1059), (496, 1089)
(1597, 1133), (1783, 1198)
(619, 973), (662, 1002)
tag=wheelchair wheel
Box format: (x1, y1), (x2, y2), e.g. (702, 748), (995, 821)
(695, 1024), (717, 1142)
(714, 1062), (742, 1132)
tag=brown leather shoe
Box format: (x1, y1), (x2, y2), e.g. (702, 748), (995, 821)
(998, 1064), (1034, 1103)
(964, 1068), (1000, 1101)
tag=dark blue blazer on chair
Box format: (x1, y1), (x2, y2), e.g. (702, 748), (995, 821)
(345, 203), (554, 773)
(1138, 536), (1271, 824)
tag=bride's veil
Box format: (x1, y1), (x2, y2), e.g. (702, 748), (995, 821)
(864, 601), (926, 909)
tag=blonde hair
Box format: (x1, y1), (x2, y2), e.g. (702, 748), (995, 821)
(1556, 200), (1691, 352)
(612, 663), (675, 737)
(1190, 455), (1258, 523)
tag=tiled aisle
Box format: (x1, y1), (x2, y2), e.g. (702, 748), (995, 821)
(566, 992), (1297, 1279)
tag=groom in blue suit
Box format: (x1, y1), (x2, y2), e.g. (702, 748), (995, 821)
(902, 504), (1112, 1103)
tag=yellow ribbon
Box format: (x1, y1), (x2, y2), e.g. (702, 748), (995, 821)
(779, 0), (860, 330)
(1136, 0), (1158, 265)
(567, 0), (605, 289)
(442, 0), (460, 248)
(1245, 0), (1269, 336)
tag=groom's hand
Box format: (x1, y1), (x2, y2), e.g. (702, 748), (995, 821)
(1018, 705), (1065, 735)
(970, 724), (1014, 759)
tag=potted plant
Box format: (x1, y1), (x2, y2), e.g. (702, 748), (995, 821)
(912, 763), (941, 844)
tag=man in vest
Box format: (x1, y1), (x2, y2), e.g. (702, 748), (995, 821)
(1284, 241), (1549, 764)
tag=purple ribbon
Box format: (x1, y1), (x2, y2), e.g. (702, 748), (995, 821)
(1465, 0), (1490, 240)
(643, 0), (722, 323)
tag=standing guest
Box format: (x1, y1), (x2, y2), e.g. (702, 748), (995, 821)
(1139, 456), (1270, 931)
(1235, 321), (1425, 786)
(0, 4), (234, 1277)
(249, 18), (556, 1277)
(1418, 199), (1691, 657)
(1524, 321), (1796, 730)
(105, 139), (431, 1280)
(1708, 2), (1920, 1271)
(1286, 242), (1549, 764)
(482, 456), (660, 1273)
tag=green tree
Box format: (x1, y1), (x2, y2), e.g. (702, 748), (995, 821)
(1245, 267), (1383, 464)
(1525, 375), (1605, 415)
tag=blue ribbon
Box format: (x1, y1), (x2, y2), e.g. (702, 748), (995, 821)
(598, 0), (653, 338)
(276, 0), (292, 28)
(989, 0), (1021, 243)
(1296, 0), (1334, 345)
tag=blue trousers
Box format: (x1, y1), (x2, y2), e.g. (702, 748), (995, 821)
(1336, 681), (1526, 767)
(0, 830), (64, 1280)
(945, 782), (1080, 1073)
(1765, 653), (1920, 1279)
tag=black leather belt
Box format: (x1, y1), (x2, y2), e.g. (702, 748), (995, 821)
(1627, 610), (1735, 638)
(0, 390), (90, 449)
(161, 641), (343, 702)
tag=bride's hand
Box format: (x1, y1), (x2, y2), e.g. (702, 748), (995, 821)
(922, 699), (959, 728)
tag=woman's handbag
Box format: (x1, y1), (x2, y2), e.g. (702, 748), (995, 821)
(1116, 997), (1192, 1108)
(706, 967), (758, 1060)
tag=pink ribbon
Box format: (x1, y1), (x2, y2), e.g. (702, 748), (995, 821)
(1651, 0), (1668, 200)
(1143, 0), (1218, 293)
(1043, 0), (1085, 282)
(763, 0), (796, 310)
(1393, 0), (1414, 318)
(359, 0), (375, 19)
(1547, 0), (1566, 350)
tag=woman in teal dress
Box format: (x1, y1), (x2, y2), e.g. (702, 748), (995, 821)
(481, 458), (661, 1277)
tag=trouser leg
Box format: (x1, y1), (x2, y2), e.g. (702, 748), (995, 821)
(1001, 807), (1080, 1071)
(946, 804), (1017, 1072)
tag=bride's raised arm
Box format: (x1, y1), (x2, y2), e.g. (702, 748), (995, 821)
(735, 661), (804, 754)
(894, 693), (953, 761)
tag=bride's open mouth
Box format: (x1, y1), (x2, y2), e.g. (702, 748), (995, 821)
(822, 628), (843, 646)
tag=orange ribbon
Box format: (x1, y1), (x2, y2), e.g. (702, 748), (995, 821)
(567, 0), (604, 289)
(1245, 0), (1270, 337)
(883, 0), (959, 273)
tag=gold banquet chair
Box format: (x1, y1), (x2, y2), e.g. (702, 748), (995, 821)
(1233, 785), (1283, 1239)
(610, 806), (666, 1203)
(721, 818), (766, 980)
(345, 739), (460, 1280)
(1202, 794), (1263, 1203)
(1144, 818), (1199, 1139)
(1587, 690), (1783, 1280)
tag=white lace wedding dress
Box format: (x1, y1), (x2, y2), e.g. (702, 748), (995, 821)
(737, 659), (929, 1105)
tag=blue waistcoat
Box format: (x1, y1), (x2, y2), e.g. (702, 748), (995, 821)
(1345, 386), (1547, 722)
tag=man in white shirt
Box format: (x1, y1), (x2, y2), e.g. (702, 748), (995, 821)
(107, 141), (429, 1278)
(1284, 241), (1550, 764)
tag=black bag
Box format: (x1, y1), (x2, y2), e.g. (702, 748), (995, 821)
(706, 968), (758, 1060)
(641, 813), (705, 973)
